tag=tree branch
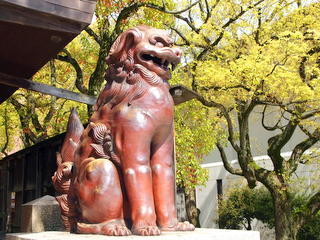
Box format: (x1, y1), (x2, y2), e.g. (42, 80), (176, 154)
(266, 55), (288, 77)
(306, 191), (320, 218)
(204, 0), (214, 24)
(27, 94), (46, 134)
(112, 1), (200, 39)
(170, 26), (190, 45)
(175, 14), (200, 34)
(0, 107), (9, 157)
(85, 26), (102, 45)
(55, 49), (88, 94)
(199, 84), (252, 92)
(112, 3), (140, 38)
(301, 108), (320, 120)
(192, 91), (240, 152)
(197, 0), (265, 60)
(298, 124), (313, 138)
(146, 0), (200, 15)
(238, 100), (256, 150)
(44, 60), (58, 124)
(9, 96), (38, 146)
(254, 8), (262, 45)
(235, 100), (260, 188)
(289, 128), (320, 173)
(216, 142), (243, 176)
(188, 1), (194, 26)
(261, 105), (284, 131)
(267, 117), (298, 172)
(255, 99), (309, 108)
(299, 46), (320, 89)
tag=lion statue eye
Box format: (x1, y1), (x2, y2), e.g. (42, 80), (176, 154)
(155, 42), (164, 48)
(150, 38), (157, 45)
(150, 36), (168, 47)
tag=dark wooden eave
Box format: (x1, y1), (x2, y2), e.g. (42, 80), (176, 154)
(0, 0), (196, 106)
(0, 0), (97, 103)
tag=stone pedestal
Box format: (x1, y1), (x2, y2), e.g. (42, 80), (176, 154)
(6, 228), (260, 240)
(20, 195), (64, 232)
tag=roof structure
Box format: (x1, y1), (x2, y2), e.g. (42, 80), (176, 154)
(0, 0), (97, 103)
(0, 0), (197, 106)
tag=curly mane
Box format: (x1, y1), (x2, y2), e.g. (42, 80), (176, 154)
(94, 26), (164, 110)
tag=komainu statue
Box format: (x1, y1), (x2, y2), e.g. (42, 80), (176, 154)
(52, 25), (195, 236)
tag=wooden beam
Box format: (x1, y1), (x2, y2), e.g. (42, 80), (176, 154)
(170, 85), (197, 105)
(0, 72), (196, 106)
(0, 72), (97, 105)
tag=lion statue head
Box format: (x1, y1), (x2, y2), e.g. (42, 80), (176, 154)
(94, 25), (182, 110)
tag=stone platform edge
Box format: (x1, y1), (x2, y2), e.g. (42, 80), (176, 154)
(5, 228), (260, 240)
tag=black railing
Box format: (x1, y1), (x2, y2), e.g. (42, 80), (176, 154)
(0, 133), (65, 233)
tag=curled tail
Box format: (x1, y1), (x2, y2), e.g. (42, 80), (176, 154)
(88, 122), (120, 166)
(52, 108), (84, 231)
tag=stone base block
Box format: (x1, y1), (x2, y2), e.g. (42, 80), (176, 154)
(20, 195), (64, 232)
(6, 228), (260, 240)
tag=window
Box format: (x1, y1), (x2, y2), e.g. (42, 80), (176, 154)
(217, 179), (223, 200)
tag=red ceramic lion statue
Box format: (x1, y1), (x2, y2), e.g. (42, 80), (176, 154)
(53, 25), (195, 236)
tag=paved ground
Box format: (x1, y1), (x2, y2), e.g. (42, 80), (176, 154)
(6, 228), (260, 240)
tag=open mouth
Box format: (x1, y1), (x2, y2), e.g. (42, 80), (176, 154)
(141, 54), (176, 71)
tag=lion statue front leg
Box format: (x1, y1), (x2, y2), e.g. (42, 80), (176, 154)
(150, 131), (195, 232)
(112, 114), (161, 236)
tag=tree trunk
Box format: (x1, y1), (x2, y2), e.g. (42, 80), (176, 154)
(273, 192), (299, 240)
(185, 189), (201, 227)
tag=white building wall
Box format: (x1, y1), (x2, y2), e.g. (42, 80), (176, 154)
(196, 161), (239, 228)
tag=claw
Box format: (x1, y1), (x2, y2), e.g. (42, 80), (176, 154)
(133, 225), (160, 236)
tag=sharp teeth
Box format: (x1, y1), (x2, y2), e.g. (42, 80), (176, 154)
(161, 58), (165, 65)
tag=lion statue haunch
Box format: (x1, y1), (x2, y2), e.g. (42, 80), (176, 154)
(52, 25), (195, 236)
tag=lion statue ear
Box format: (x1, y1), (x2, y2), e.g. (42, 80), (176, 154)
(106, 28), (143, 64)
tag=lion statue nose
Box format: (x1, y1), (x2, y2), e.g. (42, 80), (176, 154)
(173, 48), (182, 58)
